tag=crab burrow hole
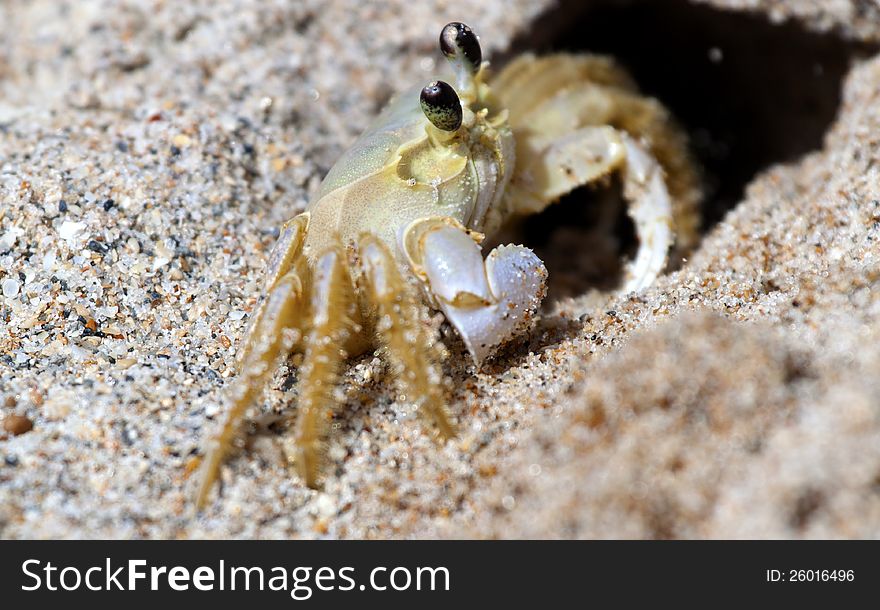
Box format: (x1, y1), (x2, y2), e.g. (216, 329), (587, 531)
(493, 0), (875, 304)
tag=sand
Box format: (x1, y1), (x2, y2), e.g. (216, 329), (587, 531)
(1, 0), (879, 539)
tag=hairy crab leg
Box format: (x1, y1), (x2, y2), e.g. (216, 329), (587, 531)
(505, 126), (672, 292)
(494, 54), (638, 120)
(196, 266), (310, 509)
(291, 245), (361, 489)
(594, 91), (701, 251)
(358, 234), (455, 439)
(497, 52), (701, 272)
(512, 82), (701, 253)
(236, 214), (309, 368)
(505, 125), (627, 215)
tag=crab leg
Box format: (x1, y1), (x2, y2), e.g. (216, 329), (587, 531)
(359, 234), (455, 439)
(619, 133), (673, 292)
(494, 54), (638, 119)
(507, 126), (673, 292)
(196, 265), (310, 509)
(291, 245), (361, 488)
(506, 126), (627, 215)
(236, 214), (310, 368)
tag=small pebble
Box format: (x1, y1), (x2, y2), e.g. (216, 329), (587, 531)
(58, 221), (85, 242)
(2, 278), (21, 298)
(88, 240), (110, 254)
(3, 415), (34, 436)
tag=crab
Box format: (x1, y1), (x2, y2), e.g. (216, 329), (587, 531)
(196, 22), (700, 507)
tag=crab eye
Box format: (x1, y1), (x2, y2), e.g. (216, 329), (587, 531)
(420, 80), (462, 131)
(439, 22), (481, 74)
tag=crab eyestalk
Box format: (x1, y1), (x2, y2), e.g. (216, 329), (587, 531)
(420, 80), (462, 132)
(439, 22), (482, 97)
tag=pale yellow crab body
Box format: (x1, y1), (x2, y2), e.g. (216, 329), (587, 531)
(196, 24), (701, 508)
(302, 82), (514, 271)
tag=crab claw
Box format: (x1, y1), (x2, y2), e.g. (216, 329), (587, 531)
(420, 225), (547, 366)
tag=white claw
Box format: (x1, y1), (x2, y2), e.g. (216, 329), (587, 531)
(421, 227), (547, 366)
(422, 227), (495, 306)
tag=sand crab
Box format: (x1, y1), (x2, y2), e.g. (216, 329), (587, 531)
(196, 22), (700, 507)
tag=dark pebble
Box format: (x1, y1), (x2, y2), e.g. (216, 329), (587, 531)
(4, 455), (19, 467)
(88, 240), (110, 254)
(103, 198), (115, 211)
(123, 427), (138, 446)
(58, 200), (68, 213)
